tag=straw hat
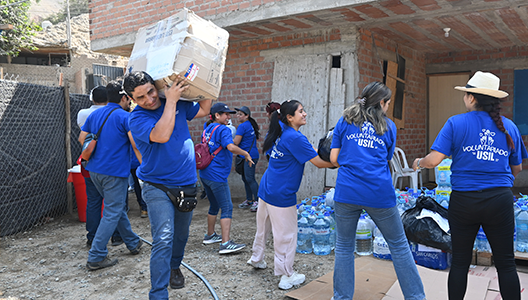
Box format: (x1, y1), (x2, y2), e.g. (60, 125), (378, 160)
(454, 71), (508, 98)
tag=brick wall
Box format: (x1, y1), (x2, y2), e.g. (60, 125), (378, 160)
(426, 47), (528, 167)
(357, 29), (428, 163)
(187, 29), (341, 173)
(89, 0), (286, 41)
(186, 27), (428, 173)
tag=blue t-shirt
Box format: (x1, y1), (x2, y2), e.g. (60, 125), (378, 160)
(81, 103), (131, 178)
(235, 121), (259, 159)
(129, 99), (199, 186)
(258, 122), (318, 207)
(199, 123), (234, 182)
(331, 117), (397, 208)
(432, 111), (527, 191)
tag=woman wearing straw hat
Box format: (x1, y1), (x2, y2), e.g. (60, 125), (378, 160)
(413, 71), (527, 300)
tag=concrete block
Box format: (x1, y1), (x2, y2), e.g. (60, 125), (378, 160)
(514, 169), (528, 188)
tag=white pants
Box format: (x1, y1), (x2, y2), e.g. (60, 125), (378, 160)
(250, 198), (298, 276)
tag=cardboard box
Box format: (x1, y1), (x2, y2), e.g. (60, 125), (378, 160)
(477, 251), (494, 266)
(384, 265), (490, 300)
(285, 256), (492, 300)
(285, 256), (398, 300)
(126, 8), (229, 101)
(469, 264), (528, 299)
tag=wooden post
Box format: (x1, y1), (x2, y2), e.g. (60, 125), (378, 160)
(64, 79), (74, 217)
(59, 72), (63, 86)
(0, 67), (3, 79)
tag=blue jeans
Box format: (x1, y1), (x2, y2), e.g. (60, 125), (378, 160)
(84, 177), (120, 241)
(142, 182), (194, 300)
(241, 158), (259, 201)
(201, 178), (233, 219)
(333, 202), (425, 300)
(87, 172), (140, 262)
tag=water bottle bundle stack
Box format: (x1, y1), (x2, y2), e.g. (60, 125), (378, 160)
(474, 226), (491, 253)
(373, 226), (391, 260)
(515, 194), (528, 252)
(296, 190), (336, 256)
(435, 158), (452, 209)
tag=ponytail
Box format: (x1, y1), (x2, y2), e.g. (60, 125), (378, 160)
(248, 116), (261, 140)
(343, 82), (391, 135)
(470, 92), (515, 150)
(263, 110), (281, 154)
(262, 100), (302, 154)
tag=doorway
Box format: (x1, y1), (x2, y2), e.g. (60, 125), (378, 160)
(427, 73), (470, 181)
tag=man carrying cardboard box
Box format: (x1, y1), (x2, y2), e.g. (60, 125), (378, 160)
(124, 71), (211, 299)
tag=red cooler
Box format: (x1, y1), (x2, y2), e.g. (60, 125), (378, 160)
(67, 165), (87, 222)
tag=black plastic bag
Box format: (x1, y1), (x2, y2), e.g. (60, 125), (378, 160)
(318, 127), (334, 163)
(401, 195), (452, 252)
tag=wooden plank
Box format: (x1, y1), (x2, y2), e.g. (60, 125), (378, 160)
(515, 251), (528, 261)
(63, 80), (74, 217)
(387, 73), (406, 84)
(271, 54), (330, 199)
(385, 61), (404, 129)
(325, 68), (345, 187)
(0, 24), (14, 30)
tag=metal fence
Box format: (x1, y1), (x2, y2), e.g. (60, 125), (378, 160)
(1, 68), (64, 88)
(0, 79), (91, 236)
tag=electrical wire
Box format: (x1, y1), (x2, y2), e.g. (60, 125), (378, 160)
(138, 236), (220, 300)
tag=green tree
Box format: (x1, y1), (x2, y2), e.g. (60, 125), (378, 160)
(45, 0), (88, 25)
(0, 0), (40, 57)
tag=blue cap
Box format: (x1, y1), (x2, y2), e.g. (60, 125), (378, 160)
(211, 102), (235, 115)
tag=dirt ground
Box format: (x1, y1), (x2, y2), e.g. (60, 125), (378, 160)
(0, 192), (336, 300)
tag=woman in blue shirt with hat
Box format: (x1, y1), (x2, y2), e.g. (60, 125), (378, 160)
(200, 102), (254, 254)
(413, 71), (527, 300)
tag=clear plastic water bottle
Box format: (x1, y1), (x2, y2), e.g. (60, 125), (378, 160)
(311, 200), (319, 213)
(326, 188), (335, 208)
(355, 215), (373, 256)
(476, 226), (491, 253)
(296, 212), (312, 254)
(307, 210), (317, 246)
(313, 214), (331, 255)
(323, 211), (336, 250)
(373, 226), (391, 260)
(297, 199), (309, 219)
(435, 158), (452, 186)
(437, 192), (450, 209)
(516, 205), (528, 252)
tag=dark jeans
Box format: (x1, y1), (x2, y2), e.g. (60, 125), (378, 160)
(240, 158), (259, 201)
(131, 168), (147, 211)
(448, 187), (520, 300)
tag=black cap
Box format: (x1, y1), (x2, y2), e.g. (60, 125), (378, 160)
(211, 102), (236, 115)
(235, 106), (251, 117)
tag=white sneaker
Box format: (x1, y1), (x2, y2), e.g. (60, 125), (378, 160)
(247, 258), (267, 269)
(278, 272), (305, 290)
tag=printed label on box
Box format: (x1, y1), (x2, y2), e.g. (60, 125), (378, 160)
(147, 46), (179, 80)
(185, 63), (199, 81)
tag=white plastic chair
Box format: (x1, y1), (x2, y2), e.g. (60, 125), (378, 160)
(390, 147), (422, 190)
